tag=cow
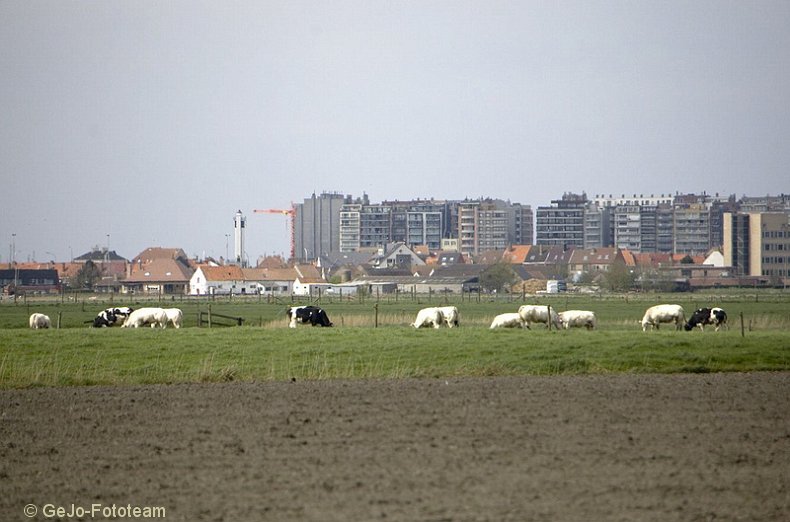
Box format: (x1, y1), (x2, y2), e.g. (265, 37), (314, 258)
(88, 309), (117, 328)
(489, 312), (525, 329)
(286, 306), (333, 328)
(711, 307), (728, 331)
(412, 307), (444, 329)
(109, 306), (134, 318)
(29, 313), (51, 329)
(685, 307), (727, 332)
(436, 306), (460, 328)
(641, 304), (685, 331)
(164, 308), (183, 329)
(122, 307), (169, 329)
(86, 307), (134, 328)
(558, 310), (597, 330)
(518, 304), (561, 329)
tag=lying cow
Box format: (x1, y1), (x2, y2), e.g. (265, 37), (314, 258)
(412, 307), (444, 329)
(684, 307), (727, 332)
(641, 304), (685, 332)
(29, 313), (51, 329)
(164, 308), (183, 329)
(122, 307), (168, 329)
(88, 309), (117, 328)
(518, 304), (560, 329)
(286, 306), (333, 328)
(109, 306), (134, 318)
(87, 306), (135, 328)
(558, 310), (597, 330)
(490, 312), (525, 329)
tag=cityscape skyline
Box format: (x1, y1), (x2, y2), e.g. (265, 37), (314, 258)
(4, 190), (789, 264)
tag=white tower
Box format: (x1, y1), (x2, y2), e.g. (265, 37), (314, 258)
(234, 210), (246, 267)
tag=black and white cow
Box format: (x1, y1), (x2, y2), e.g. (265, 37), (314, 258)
(86, 306), (135, 328)
(684, 307), (728, 332)
(88, 309), (117, 328)
(286, 306), (333, 328)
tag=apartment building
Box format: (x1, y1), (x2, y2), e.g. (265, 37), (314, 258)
(723, 212), (790, 282)
(294, 192), (348, 261)
(535, 193), (587, 247)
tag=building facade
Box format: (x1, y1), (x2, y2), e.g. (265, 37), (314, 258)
(724, 212), (790, 283)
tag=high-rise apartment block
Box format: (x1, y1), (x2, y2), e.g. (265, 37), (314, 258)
(294, 193), (533, 261)
(536, 192), (767, 255)
(293, 191), (788, 262)
(723, 211), (790, 282)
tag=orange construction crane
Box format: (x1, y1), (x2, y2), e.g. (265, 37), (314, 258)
(253, 205), (296, 260)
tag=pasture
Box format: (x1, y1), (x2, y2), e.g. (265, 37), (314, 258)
(1, 292), (789, 387)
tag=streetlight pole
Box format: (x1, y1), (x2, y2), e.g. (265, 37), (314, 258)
(225, 234), (230, 265)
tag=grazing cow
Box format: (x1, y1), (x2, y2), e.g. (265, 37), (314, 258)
(412, 307), (444, 329)
(29, 313), (51, 329)
(286, 306), (333, 328)
(164, 308), (183, 329)
(558, 310), (597, 330)
(517, 305), (561, 329)
(489, 312), (525, 329)
(685, 307), (728, 332)
(436, 306), (460, 327)
(122, 307), (168, 329)
(711, 307), (728, 331)
(641, 304), (685, 331)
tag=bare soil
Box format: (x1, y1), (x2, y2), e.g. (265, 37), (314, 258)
(2, 373), (789, 521)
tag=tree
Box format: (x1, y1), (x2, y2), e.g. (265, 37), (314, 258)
(480, 263), (518, 293)
(74, 260), (102, 290)
(603, 261), (635, 292)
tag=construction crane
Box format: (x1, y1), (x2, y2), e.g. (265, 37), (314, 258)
(253, 206), (296, 260)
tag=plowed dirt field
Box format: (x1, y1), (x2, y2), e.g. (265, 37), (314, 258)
(2, 373), (788, 521)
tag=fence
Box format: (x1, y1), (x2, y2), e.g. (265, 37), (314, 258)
(197, 305), (244, 328)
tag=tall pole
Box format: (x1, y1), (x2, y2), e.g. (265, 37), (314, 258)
(11, 233), (17, 289)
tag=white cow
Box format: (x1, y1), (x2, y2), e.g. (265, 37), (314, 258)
(490, 312), (525, 329)
(558, 310), (597, 330)
(641, 304), (685, 332)
(518, 304), (560, 329)
(412, 307), (444, 329)
(436, 306), (460, 328)
(122, 307), (168, 329)
(29, 313), (51, 329)
(164, 308), (183, 329)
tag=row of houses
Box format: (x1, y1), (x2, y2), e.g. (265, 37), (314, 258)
(1, 241), (767, 297)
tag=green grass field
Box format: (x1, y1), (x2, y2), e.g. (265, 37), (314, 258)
(1, 292), (789, 387)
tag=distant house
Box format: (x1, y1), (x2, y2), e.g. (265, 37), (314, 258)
(370, 243), (425, 270)
(568, 248), (625, 274)
(189, 265), (247, 295)
(73, 248), (128, 279)
(351, 264), (484, 294)
(122, 247), (194, 295)
(0, 267), (60, 295)
(292, 264), (329, 296)
(243, 268), (294, 295)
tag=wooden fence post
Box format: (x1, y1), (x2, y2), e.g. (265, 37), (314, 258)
(374, 303), (379, 328)
(740, 311), (745, 337)
(208, 304), (212, 328)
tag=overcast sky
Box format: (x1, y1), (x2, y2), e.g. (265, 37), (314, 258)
(2, 1), (788, 263)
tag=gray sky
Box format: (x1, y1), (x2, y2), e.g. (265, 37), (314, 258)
(2, 1), (789, 263)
